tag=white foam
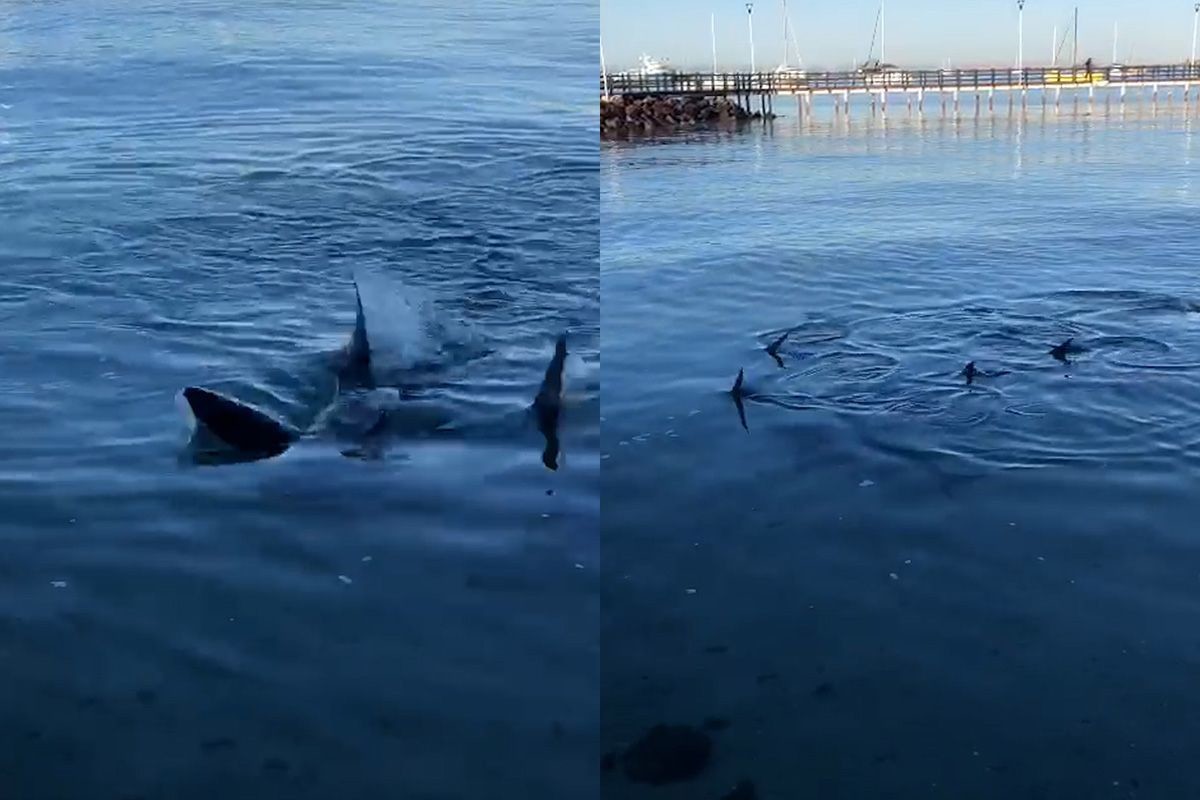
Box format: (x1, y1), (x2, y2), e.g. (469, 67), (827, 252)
(363, 387), (403, 408)
(174, 390), (197, 434)
(354, 273), (466, 370)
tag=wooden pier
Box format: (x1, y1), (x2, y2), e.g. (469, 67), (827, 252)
(601, 64), (1200, 117)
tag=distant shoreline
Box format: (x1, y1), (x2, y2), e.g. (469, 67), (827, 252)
(600, 95), (774, 138)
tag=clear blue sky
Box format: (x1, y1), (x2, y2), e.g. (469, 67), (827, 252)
(601, 0), (1199, 70)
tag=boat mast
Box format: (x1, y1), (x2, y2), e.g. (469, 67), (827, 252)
(711, 12), (718, 74)
(601, 34), (610, 98)
(789, 10), (803, 66)
(781, 0), (789, 67)
(880, 0), (886, 64)
(1072, 6), (1078, 66)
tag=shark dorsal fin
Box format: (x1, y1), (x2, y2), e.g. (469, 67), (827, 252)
(349, 280), (370, 368)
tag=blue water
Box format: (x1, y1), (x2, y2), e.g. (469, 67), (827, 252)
(602, 113), (1200, 797)
(0, 1), (597, 797)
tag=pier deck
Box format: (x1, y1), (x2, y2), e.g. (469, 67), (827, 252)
(602, 64), (1200, 98)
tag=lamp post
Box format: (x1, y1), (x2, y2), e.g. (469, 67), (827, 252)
(1072, 6), (1078, 67)
(747, 3), (756, 73)
(1192, 2), (1199, 66)
(1017, 0), (1025, 71)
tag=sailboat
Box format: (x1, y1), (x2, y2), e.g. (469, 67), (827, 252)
(774, 0), (807, 77)
(858, 0), (903, 85)
(1108, 21), (1123, 78)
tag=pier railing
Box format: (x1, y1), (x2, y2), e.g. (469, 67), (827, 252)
(602, 64), (1200, 97)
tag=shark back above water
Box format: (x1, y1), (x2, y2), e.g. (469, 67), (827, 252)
(1050, 337), (1086, 362)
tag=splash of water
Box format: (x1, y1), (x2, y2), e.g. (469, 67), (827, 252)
(354, 272), (482, 371)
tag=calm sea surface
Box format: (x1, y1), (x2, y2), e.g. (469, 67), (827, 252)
(602, 110), (1200, 798)
(0, 1), (597, 797)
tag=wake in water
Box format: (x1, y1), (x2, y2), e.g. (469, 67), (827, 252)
(177, 275), (570, 468)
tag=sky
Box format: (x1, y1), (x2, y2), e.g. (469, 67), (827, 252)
(600, 0), (1200, 71)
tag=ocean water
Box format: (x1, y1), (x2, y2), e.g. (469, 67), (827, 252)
(0, 1), (597, 797)
(602, 111), (1200, 797)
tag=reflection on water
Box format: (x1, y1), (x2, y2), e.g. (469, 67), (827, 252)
(603, 115), (1200, 797)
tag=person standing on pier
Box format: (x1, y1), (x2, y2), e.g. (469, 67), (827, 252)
(1085, 56), (1093, 77)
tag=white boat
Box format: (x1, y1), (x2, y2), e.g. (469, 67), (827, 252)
(859, 60), (905, 86)
(635, 54), (675, 76)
